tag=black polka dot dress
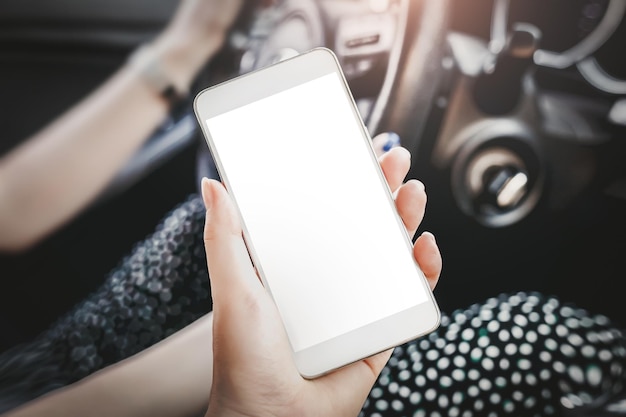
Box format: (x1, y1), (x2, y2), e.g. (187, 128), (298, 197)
(0, 196), (624, 416)
(360, 293), (626, 417)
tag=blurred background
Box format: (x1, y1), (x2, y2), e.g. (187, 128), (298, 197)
(0, 0), (625, 354)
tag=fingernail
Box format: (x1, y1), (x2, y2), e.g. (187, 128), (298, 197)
(412, 179), (425, 192)
(201, 177), (212, 209)
(382, 132), (401, 152)
(421, 231), (436, 242)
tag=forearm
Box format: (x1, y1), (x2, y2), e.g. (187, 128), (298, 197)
(3, 313), (214, 417)
(0, 28), (224, 252)
(0, 59), (167, 251)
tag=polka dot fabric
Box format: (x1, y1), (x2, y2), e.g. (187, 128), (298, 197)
(360, 292), (626, 417)
(0, 195), (211, 412)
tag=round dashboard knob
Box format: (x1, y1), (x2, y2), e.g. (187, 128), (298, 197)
(465, 147), (529, 210)
(481, 166), (529, 209)
(451, 131), (544, 228)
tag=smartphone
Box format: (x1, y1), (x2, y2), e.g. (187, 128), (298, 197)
(193, 47), (440, 378)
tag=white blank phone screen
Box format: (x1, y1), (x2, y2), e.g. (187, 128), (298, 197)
(206, 72), (427, 352)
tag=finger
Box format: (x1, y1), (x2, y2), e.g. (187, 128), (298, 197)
(414, 231), (442, 290)
(378, 146), (411, 193)
(395, 179), (426, 239)
(371, 132), (401, 157)
(201, 178), (263, 306)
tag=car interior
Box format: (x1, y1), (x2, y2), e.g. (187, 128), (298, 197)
(1, 0), (625, 406)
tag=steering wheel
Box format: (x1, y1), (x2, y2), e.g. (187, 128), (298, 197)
(365, 0), (451, 151)
(195, 0), (452, 190)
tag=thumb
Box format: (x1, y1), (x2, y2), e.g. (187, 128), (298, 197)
(315, 349), (393, 415)
(201, 178), (262, 308)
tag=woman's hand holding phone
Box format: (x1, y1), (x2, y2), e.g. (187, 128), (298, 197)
(201, 146), (442, 417)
